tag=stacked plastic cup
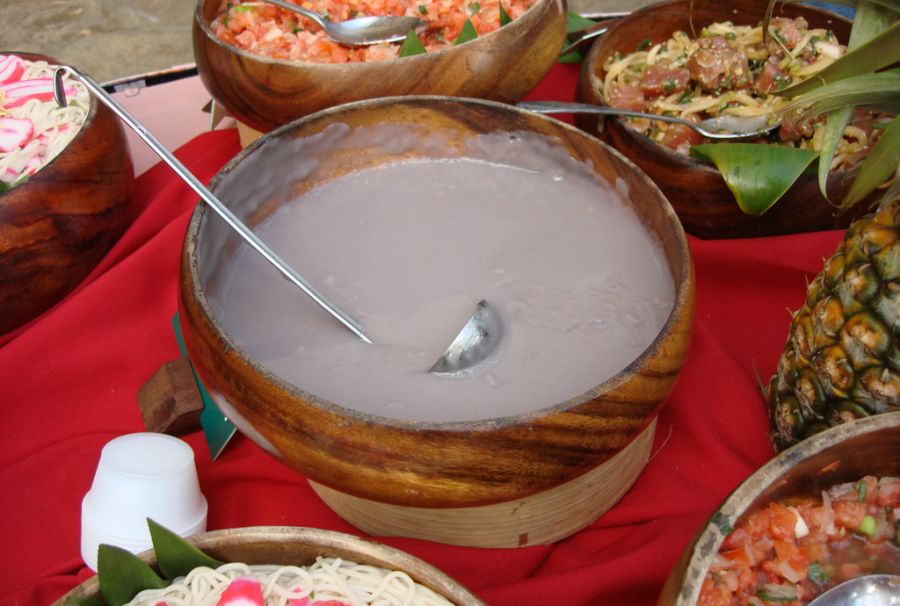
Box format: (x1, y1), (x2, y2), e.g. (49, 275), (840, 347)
(81, 432), (208, 570)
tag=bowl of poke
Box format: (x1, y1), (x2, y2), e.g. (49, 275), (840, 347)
(0, 52), (134, 336)
(192, 0), (567, 134)
(573, 0), (887, 239)
(659, 411), (900, 605)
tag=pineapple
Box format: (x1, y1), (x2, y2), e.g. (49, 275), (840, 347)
(767, 199), (900, 451)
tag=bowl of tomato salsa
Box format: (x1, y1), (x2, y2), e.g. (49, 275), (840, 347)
(659, 411), (900, 605)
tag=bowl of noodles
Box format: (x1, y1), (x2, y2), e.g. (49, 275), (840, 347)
(573, 0), (881, 239)
(192, 0), (567, 136)
(53, 526), (486, 605)
(658, 411), (900, 605)
(0, 52), (134, 336)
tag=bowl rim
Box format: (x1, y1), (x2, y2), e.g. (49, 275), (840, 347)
(193, 0), (562, 70)
(670, 411), (900, 606)
(578, 0), (855, 172)
(181, 94), (694, 432)
(54, 525), (487, 605)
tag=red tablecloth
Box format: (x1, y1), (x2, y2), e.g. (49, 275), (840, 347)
(0, 64), (845, 605)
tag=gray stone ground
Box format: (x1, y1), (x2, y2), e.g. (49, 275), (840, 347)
(0, 0), (195, 83)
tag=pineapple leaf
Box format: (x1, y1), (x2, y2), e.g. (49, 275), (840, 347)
(813, 1), (897, 200)
(781, 70), (900, 121)
(691, 143), (819, 216)
(842, 116), (900, 206)
(876, 166), (900, 206)
(776, 21), (900, 98)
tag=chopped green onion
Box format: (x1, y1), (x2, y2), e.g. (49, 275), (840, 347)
(757, 586), (798, 602)
(857, 479), (868, 502)
(808, 561), (830, 587)
(470, 2), (480, 14)
(636, 38), (652, 51)
(233, 4), (255, 12)
(858, 514), (876, 536)
(418, 4), (428, 14)
(725, 32), (736, 40)
(677, 89), (693, 104)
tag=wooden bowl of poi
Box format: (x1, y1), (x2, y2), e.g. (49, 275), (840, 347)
(573, 0), (873, 239)
(0, 52), (134, 336)
(53, 526), (485, 605)
(658, 411), (900, 604)
(192, 0), (567, 135)
(177, 96), (695, 548)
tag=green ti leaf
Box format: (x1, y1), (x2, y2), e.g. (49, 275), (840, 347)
(455, 19), (478, 45)
(691, 143), (819, 215)
(148, 518), (223, 581)
(843, 115), (900, 206)
(566, 11), (595, 34)
(399, 30), (427, 56)
(97, 544), (167, 606)
(63, 596), (106, 606)
(558, 50), (585, 64)
(499, 3), (512, 26)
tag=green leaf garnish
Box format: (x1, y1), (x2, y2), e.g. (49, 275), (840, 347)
(399, 30), (427, 56)
(455, 19), (478, 45)
(97, 545), (167, 606)
(499, 3), (511, 26)
(781, 70), (900, 122)
(557, 50), (584, 64)
(566, 11), (595, 34)
(691, 143), (819, 216)
(148, 518), (223, 581)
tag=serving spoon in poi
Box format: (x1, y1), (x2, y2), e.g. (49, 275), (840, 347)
(262, 0), (426, 46)
(806, 573), (900, 606)
(517, 100), (782, 140)
(53, 67), (501, 374)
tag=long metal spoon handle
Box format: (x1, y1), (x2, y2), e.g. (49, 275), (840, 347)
(517, 100), (701, 130)
(53, 66), (373, 344)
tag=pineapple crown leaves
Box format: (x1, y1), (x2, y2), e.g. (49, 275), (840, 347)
(766, 0), (900, 209)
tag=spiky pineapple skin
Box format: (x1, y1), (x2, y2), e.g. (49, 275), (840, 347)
(768, 199), (900, 451)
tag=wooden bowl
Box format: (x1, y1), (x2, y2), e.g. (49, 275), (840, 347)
(0, 52), (134, 335)
(574, 0), (872, 239)
(53, 526), (485, 605)
(658, 411), (900, 605)
(192, 0), (567, 133)
(178, 96), (694, 547)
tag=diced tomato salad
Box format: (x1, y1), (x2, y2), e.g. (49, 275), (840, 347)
(699, 475), (900, 605)
(0, 54), (87, 190)
(210, 0), (535, 63)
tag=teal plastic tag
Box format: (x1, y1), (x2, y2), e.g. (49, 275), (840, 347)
(171, 313), (236, 459)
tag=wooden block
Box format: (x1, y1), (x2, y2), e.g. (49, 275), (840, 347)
(137, 356), (204, 435)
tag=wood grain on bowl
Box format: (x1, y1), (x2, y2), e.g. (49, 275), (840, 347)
(0, 53), (134, 335)
(658, 412), (900, 605)
(192, 0), (567, 132)
(53, 526), (486, 605)
(177, 97), (694, 546)
(574, 0), (873, 239)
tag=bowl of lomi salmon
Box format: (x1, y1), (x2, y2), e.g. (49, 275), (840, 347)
(659, 412), (900, 605)
(193, 0), (567, 134)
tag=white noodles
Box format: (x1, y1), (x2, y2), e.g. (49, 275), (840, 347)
(125, 558), (455, 606)
(0, 57), (89, 185)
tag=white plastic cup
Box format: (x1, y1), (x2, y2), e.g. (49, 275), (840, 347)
(81, 432), (208, 570)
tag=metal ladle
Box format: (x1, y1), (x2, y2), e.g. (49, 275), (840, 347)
(807, 574), (900, 606)
(517, 100), (782, 140)
(262, 0), (426, 46)
(53, 67), (502, 374)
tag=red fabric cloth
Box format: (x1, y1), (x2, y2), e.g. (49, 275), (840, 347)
(0, 64), (845, 605)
